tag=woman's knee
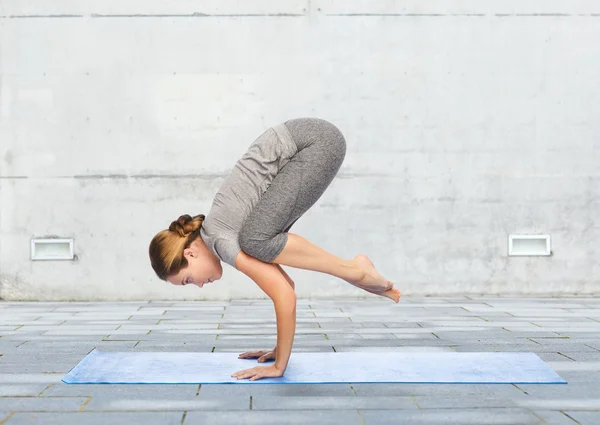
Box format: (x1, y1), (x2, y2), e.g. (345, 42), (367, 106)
(238, 228), (260, 258)
(238, 229), (272, 262)
(238, 228), (287, 263)
(319, 119), (346, 160)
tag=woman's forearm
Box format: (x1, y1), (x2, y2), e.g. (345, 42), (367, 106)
(234, 250), (298, 373)
(273, 295), (296, 372)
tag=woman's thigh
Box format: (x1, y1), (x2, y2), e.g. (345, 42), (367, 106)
(238, 119), (346, 261)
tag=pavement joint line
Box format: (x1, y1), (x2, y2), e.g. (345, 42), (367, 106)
(349, 384), (357, 396)
(557, 352), (576, 361)
(355, 409), (366, 425)
(409, 395), (421, 408)
(37, 384), (53, 396)
(530, 410), (546, 423)
(561, 410), (583, 424)
(0, 396), (85, 399)
(512, 384), (529, 395)
(0, 412), (14, 425)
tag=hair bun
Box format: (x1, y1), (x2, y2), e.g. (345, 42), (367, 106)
(169, 214), (205, 237)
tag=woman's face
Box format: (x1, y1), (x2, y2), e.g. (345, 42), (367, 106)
(167, 238), (223, 288)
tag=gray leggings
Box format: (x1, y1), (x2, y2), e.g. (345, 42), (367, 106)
(238, 118), (346, 263)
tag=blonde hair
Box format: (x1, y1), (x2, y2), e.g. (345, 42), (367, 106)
(149, 214), (205, 280)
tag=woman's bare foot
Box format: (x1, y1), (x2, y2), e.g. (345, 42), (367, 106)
(364, 285), (402, 303)
(349, 254), (395, 292)
(352, 254), (401, 302)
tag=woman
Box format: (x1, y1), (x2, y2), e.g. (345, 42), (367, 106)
(149, 118), (401, 381)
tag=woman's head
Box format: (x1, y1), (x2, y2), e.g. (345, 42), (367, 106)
(149, 214), (222, 288)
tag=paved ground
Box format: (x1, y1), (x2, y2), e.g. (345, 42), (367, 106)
(0, 296), (599, 425)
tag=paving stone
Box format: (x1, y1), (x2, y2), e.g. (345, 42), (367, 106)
(0, 397), (87, 411)
(552, 371), (600, 383)
(547, 361), (600, 372)
(563, 411), (600, 425)
(5, 412), (184, 425)
(514, 381), (600, 398)
(85, 395), (250, 411)
(413, 394), (526, 409)
(41, 383), (198, 397)
(184, 410), (362, 425)
(1, 297), (599, 423)
(352, 383), (524, 397)
(0, 362), (80, 373)
(555, 351), (600, 361)
(533, 352), (577, 362)
(360, 408), (543, 424)
(198, 383), (354, 397)
(0, 373), (64, 384)
(213, 346), (333, 353)
(332, 346), (456, 353)
(450, 344), (591, 353)
(251, 396), (418, 410)
(532, 410), (581, 425)
(0, 384), (49, 396)
(515, 398), (600, 410)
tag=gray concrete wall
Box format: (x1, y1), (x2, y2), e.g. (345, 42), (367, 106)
(1, 0), (599, 300)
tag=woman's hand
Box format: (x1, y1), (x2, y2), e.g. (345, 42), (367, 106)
(238, 348), (277, 363)
(232, 364), (284, 381)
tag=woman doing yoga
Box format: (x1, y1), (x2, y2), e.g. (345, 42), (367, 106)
(149, 118), (401, 381)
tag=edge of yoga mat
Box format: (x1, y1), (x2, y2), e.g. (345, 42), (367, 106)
(62, 350), (568, 385)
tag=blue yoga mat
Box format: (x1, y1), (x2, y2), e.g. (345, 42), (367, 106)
(63, 350), (566, 384)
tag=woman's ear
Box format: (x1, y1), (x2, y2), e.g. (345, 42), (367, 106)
(183, 246), (199, 259)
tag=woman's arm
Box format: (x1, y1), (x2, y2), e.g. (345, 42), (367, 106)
(234, 250), (297, 377)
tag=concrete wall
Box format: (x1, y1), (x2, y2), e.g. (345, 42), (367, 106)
(1, 0), (599, 300)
